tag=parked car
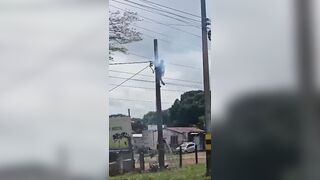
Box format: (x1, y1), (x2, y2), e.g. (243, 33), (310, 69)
(175, 142), (196, 153)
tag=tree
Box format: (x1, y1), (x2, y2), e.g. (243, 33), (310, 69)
(169, 90), (205, 128)
(131, 118), (147, 134)
(109, 11), (142, 60)
(142, 90), (205, 128)
(142, 110), (170, 125)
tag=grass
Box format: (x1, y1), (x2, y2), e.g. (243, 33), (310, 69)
(109, 164), (210, 180)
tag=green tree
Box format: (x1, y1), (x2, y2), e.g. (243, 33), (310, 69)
(142, 110), (170, 125)
(131, 118), (147, 134)
(142, 90), (205, 128)
(169, 90), (205, 128)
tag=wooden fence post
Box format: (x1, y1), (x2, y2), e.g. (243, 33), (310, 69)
(179, 146), (182, 168)
(139, 151), (145, 171)
(195, 145), (198, 164)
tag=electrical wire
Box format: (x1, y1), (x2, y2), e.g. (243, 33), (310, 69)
(109, 83), (191, 92)
(109, 65), (150, 92)
(138, 0), (201, 18)
(132, 24), (172, 38)
(110, 97), (171, 104)
(110, 0), (199, 26)
(127, 52), (150, 59)
(109, 69), (202, 84)
(110, 4), (201, 30)
(109, 61), (151, 65)
(168, 63), (202, 70)
(142, 33), (171, 43)
(123, 0), (201, 23)
(142, 18), (201, 38)
(112, 51), (202, 70)
(109, 76), (201, 89)
(117, 51), (202, 70)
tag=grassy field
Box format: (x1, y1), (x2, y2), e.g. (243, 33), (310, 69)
(109, 164), (210, 180)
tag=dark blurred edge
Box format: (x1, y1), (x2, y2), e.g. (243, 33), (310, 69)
(211, 0), (319, 180)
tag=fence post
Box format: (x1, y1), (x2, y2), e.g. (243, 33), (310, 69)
(128, 137), (135, 170)
(139, 151), (145, 171)
(118, 151), (123, 174)
(179, 146), (182, 168)
(195, 145), (198, 164)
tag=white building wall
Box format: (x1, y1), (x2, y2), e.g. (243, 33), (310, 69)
(142, 129), (188, 150)
(132, 137), (143, 149)
(163, 129), (186, 147)
(142, 130), (158, 150)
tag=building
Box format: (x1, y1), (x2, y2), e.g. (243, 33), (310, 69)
(132, 133), (143, 150)
(109, 114), (132, 150)
(142, 126), (205, 151)
(109, 114), (134, 175)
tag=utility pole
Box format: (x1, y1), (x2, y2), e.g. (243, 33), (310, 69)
(200, 0), (211, 176)
(154, 39), (165, 170)
(128, 108), (131, 117)
(295, 0), (318, 179)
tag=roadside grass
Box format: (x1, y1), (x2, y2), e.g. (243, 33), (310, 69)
(109, 164), (210, 180)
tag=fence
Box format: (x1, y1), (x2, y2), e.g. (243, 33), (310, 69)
(109, 145), (206, 176)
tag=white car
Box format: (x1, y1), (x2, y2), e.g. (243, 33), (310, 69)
(176, 142), (196, 153)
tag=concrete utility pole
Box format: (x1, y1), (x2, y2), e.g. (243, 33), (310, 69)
(200, 0), (211, 176)
(154, 39), (165, 170)
(295, 0), (318, 179)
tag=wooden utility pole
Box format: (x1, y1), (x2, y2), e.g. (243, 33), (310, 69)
(200, 0), (211, 176)
(295, 0), (318, 179)
(154, 39), (165, 170)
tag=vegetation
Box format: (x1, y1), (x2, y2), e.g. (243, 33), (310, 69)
(142, 90), (205, 129)
(109, 10), (142, 60)
(109, 164), (210, 180)
(131, 118), (147, 134)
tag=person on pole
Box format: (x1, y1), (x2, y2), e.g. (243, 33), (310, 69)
(159, 59), (165, 86)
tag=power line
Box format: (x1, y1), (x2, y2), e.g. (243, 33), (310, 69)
(109, 69), (202, 84)
(166, 23), (200, 27)
(109, 76), (201, 89)
(115, 51), (202, 70)
(142, 33), (171, 43)
(138, 0), (201, 18)
(109, 65), (150, 92)
(127, 52), (150, 59)
(121, 51), (202, 70)
(132, 24), (172, 38)
(110, 75), (154, 83)
(110, 97), (171, 104)
(110, 69), (153, 77)
(110, 0), (199, 26)
(168, 63), (202, 70)
(109, 61), (151, 65)
(123, 0), (201, 23)
(109, 83), (190, 92)
(142, 17), (201, 38)
(110, 4), (201, 31)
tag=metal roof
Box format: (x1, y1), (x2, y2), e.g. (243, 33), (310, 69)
(165, 127), (205, 134)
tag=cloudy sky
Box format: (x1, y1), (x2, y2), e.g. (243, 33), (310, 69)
(109, 0), (313, 119)
(109, 0), (208, 118)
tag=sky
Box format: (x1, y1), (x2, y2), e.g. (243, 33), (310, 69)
(0, 0), (319, 178)
(109, 0), (207, 118)
(109, 0), (309, 119)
